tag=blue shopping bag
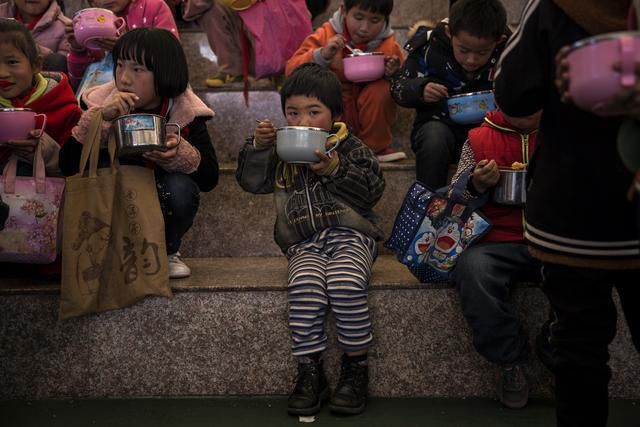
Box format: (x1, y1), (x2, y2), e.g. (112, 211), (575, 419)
(385, 168), (492, 283)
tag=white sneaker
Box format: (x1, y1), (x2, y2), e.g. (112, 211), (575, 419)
(168, 252), (191, 279)
(375, 147), (407, 162)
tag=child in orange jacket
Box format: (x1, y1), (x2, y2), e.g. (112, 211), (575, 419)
(285, 0), (404, 162)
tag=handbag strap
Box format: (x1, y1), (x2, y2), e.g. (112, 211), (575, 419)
(439, 166), (490, 220)
(78, 110), (118, 177)
(2, 140), (47, 194)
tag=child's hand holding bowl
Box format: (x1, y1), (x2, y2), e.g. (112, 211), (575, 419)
(142, 133), (180, 167)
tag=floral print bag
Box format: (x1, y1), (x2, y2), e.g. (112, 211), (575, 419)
(0, 143), (65, 263)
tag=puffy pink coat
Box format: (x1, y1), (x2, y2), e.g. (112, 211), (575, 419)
(0, 0), (71, 56)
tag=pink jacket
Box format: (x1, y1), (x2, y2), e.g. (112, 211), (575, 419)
(0, 0), (71, 56)
(67, 0), (179, 87)
(125, 0), (179, 38)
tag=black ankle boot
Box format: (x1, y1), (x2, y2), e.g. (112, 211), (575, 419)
(329, 354), (369, 415)
(287, 357), (329, 415)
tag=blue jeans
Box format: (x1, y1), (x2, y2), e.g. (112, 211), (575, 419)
(450, 242), (542, 366)
(155, 170), (200, 255)
(411, 120), (471, 189)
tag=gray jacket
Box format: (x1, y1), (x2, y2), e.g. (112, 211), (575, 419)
(236, 123), (385, 252)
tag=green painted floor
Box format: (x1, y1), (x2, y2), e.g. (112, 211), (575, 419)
(1, 398), (639, 427)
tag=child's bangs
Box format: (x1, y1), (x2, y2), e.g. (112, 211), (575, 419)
(0, 30), (38, 67)
(113, 36), (154, 71)
(345, 0), (393, 18)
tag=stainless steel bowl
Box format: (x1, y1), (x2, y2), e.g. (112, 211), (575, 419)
(113, 114), (180, 157)
(492, 169), (527, 206)
(276, 126), (331, 163)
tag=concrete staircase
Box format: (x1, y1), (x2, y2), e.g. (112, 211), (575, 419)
(2, 0), (639, 403)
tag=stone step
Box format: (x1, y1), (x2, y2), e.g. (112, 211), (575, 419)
(1, 256), (638, 399)
(196, 89), (415, 164)
(180, 162), (416, 257)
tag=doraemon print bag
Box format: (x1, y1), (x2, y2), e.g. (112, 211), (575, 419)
(385, 168), (491, 283)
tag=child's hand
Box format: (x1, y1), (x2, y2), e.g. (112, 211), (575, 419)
(471, 159), (500, 194)
(308, 149), (334, 173)
(254, 119), (276, 145)
(321, 34), (346, 61)
(64, 21), (84, 51)
(142, 133), (180, 167)
(596, 62), (640, 118)
(555, 45), (572, 104)
(423, 82), (449, 103)
(5, 129), (42, 161)
(385, 55), (401, 77)
(97, 36), (118, 51)
(102, 91), (139, 121)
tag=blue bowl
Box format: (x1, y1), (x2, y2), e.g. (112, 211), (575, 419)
(447, 90), (497, 125)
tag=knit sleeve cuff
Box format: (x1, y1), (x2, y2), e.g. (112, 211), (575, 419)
(162, 139), (201, 174)
(71, 107), (112, 145)
(312, 48), (331, 67)
(315, 152), (340, 176)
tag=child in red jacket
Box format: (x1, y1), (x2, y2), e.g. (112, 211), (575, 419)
(0, 19), (81, 175)
(448, 109), (542, 410)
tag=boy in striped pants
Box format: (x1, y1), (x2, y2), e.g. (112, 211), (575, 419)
(237, 63), (385, 416)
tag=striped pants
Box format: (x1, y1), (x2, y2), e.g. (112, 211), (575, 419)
(286, 227), (377, 357)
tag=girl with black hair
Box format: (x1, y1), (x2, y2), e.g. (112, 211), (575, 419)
(59, 28), (219, 279)
(0, 18), (81, 175)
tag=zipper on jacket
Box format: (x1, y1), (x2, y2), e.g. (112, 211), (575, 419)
(520, 133), (530, 234)
(302, 169), (317, 233)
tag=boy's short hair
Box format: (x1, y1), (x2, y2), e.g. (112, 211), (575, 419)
(449, 0), (506, 40)
(280, 63), (343, 118)
(0, 18), (40, 68)
(344, 0), (394, 19)
(112, 28), (188, 98)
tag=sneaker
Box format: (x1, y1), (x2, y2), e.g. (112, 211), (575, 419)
(329, 354), (369, 415)
(205, 72), (243, 88)
(375, 147), (407, 162)
(287, 357), (329, 415)
(498, 364), (529, 409)
(168, 252), (191, 279)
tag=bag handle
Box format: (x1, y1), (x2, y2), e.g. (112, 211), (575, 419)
(78, 110), (118, 177)
(2, 140), (47, 194)
(440, 165), (490, 220)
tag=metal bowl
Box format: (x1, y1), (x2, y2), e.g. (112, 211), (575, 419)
(113, 114), (180, 157)
(447, 90), (496, 125)
(276, 126), (330, 164)
(492, 169), (527, 206)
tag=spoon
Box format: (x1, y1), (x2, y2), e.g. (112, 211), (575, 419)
(344, 44), (364, 55)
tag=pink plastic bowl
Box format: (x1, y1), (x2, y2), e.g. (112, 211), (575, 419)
(567, 31), (640, 114)
(73, 8), (126, 50)
(343, 52), (385, 83)
(0, 108), (46, 143)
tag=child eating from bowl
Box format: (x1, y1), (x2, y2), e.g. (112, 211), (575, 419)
(237, 63), (385, 416)
(59, 28), (218, 279)
(285, 0), (404, 162)
(390, 0), (509, 188)
(64, 0), (178, 89)
(448, 109), (543, 410)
